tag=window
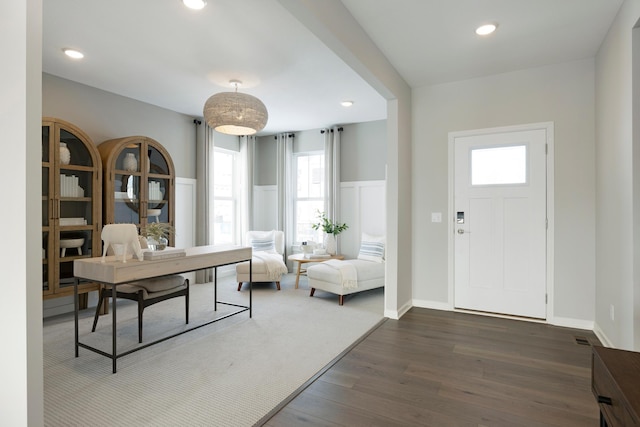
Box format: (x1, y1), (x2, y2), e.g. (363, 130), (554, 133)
(294, 152), (324, 244)
(471, 145), (527, 186)
(211, 148), (239, 245)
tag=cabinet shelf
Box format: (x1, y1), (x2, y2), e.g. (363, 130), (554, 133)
(60, 197), (92, 202)
(59, 225), (94, 231)
(60, 164), (96, 173)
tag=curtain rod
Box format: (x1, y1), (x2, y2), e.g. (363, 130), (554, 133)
(193, 119), (202, 125)
(273, 133), (295, 139)
(320, 127), (343, 134)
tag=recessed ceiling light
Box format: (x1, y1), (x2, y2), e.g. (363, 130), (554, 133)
(182, 0), (207, 10)
(63, 48), (84, 59)
(475, 24), (497, 36)
(341, 101), (354, 107)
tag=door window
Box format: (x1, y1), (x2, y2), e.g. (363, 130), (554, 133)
(471, 145), (527, 186)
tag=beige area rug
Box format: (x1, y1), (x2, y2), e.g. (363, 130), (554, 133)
(43, 273), (384, 426)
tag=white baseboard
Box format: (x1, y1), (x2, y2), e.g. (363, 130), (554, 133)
(412, 300), (600, 335)
(384, 299), (413, 319)
(548, 316), (594, 331)
(592, 323), (613, 347)
(412, 299), (452, 311)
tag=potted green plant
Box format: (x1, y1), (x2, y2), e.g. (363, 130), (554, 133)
(141, 222), (175, 250)
(312, 211), (348, 255)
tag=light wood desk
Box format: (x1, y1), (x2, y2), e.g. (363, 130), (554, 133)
(287, 253), (344, 289)
(74, 245), (252, 373)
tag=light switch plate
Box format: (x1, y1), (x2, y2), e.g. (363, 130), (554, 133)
(431, 212), (442, 223)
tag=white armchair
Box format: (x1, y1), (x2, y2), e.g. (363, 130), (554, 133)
(236, 230), (288, 291)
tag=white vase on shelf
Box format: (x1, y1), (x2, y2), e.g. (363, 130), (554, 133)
(123, 153), (138, 172)
(59, 142), (71, 165)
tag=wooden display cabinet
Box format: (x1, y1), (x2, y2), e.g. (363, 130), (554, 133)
(97, 136), (175, 245)
(42, 118), (102, 304)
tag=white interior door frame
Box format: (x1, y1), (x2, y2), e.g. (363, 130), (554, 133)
(447, 122), (555, 321)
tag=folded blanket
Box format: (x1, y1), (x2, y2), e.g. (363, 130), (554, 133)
(253, 252), (288, 280)
(322, 259), (358, 289)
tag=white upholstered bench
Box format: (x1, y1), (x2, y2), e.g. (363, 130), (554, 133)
(307, 259), (384, 305)
(308, 232), (385, 305)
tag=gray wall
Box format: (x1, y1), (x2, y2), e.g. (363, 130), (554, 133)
(412, 58), (597, 325)
(594, 0), (640, 350)
(43, 73), (197, 179)
(255, 135), (278, 185)
(341, 120), (386, 182)
(254, 120), (387, 186)
(213, 131), (240, 151)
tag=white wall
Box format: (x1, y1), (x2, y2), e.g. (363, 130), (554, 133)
(412, 59), (596, 326)
(277, 0), (413, 320)
(2, 0), (44, 424)
(595, 0), (640, 350)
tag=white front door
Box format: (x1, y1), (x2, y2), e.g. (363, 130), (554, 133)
(453, 128), (547, 319)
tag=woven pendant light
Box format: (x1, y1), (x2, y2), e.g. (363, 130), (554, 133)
(203, 80), (268, 135)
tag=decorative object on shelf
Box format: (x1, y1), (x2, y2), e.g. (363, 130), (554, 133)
(311, 210), (348, 256)
(142, 222), (175, 251)
(114, 191), (136, 200)
(60, 237), (84, 257)
(123, 152), (138, 172)
(59, 217), (87, 226)
(59, 142), (71, 165)
(148, 181), (163, 201)
(59, 174), (85, 197)
(203, 80), (268, 136)
(147, 208), (162, 223)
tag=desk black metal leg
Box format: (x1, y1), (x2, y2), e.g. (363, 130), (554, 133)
(249, 259), (252, 318)
(214, 267), (217, 312)
(74, 278), (79, 357)
(112, 287), (117, 373)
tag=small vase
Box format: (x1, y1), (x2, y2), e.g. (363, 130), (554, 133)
(146, 237), (158, 251)
(147, 236), (167, 251)
(123, 152), (138, 172)
(324, 234), (337, 255)
(59, 142), (71, 165)
(158, 236), (168, 250)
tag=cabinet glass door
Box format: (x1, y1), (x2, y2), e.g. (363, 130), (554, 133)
(42, 125), (53, 293)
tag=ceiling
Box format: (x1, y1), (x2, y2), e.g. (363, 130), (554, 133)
(42, 0), (623, 136)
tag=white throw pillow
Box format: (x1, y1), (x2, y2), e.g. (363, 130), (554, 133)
(357, 233), (385, 263)
(248, 230), (275, 252)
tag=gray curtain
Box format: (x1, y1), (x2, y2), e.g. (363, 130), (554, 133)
(196, 124), (215, 283)
(276, 133), (294, 260)
(239, 135), (255, 237)
(323, 126), (342, 250)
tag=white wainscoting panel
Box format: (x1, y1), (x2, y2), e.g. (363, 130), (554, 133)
(175, 177), (197, 284)
(340, 180), (386, 259)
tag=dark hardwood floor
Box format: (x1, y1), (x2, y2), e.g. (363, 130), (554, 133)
(263, 308), (601, 427)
